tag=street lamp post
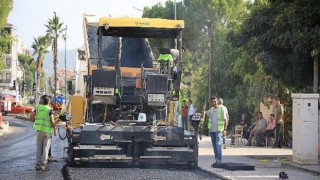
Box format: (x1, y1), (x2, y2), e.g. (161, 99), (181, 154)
(22, 68), (25, 116)
(63, 25), (68, 104)
(14, 36), (19, 100)
(174, 0), (177, 49)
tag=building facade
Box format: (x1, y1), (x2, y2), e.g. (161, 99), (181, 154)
(0, 24), (26, 95)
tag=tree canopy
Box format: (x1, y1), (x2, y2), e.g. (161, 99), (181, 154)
(45, 12), (66, 98)
(228, 0), (320, 90)
(0, 0), (12, 29)
(143, 0), (319, 129)
(0, 0), (13, 68)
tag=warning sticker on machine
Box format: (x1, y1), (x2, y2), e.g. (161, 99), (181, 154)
(154, 135), (166, 141)
(100, 134), (113, 140)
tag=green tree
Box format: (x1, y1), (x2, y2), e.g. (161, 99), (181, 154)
(229, 0), (320, 91)
(31, 36), (50, 103)
(0, 0), (13, 68)
(143, 0), (253, 129)
(18, 54), (37, 96)
(0, 30), (11, 68)
(45, 12), (66, 101)
(0, 0), (12, 29)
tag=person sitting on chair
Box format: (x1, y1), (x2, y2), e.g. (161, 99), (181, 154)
(255, 114), (276, 147)
(245, 112), (268, 146)
(230, 114), (248, 145)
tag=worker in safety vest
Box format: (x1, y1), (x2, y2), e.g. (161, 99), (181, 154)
(206, 96), (227, 165)
(30, 96), (57, 171)
(157, 48), (173, 73)
(218, 98), (229, 149)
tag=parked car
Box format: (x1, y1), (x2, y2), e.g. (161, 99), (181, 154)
(0, 94), (34, 115)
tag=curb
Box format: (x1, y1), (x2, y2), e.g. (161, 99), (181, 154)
(198, 167), (231, 180)
(281, 162), (320, 176)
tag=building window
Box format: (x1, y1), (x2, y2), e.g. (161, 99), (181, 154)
(6, 73), (10, 80)
(7, 45), (11, 54)
(6, 58), (11, 66)
(0, 74), (3, 79)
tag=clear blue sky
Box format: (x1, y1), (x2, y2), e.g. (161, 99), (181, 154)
(8, 0), (179, 50)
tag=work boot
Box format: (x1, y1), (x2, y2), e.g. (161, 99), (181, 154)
(35, 163), (41, 171)
(245, 142), (251, 146)
(48, 156), (57, 162)
(39, 164), (49, 171)
(223, 144), (226, 149)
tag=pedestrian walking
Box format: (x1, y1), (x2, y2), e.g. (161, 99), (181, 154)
(30, 95), (57, 171)
(188, 99), (195, 124)
(181, 100), (189, 131)
(206, 96), (227, 165)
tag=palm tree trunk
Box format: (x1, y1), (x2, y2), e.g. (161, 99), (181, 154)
(36, 54), (42, 106)
(53, 38), (58, 103)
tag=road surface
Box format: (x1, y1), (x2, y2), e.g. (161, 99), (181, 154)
(0, 117), (219, 180)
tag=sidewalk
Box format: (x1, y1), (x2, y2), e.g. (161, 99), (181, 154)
(198, 135), (320, 180)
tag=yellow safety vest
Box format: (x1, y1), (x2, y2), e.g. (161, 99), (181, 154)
(157, 54), (173, 62)
(33, 105), (52, 134)
(207, 107), (225, 132)
(157, 54), (173, 67)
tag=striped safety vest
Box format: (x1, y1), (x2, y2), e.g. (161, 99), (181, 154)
(207, 107), (225, 132)
(33, 104), (52, 134)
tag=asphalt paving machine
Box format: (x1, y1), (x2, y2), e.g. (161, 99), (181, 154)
(63, 17), (200, 167)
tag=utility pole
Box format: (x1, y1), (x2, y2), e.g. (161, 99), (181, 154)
(22, 69), (25, 116)
(208, 21), (214, 98)
(64, 25), (68, 104)
(313, 48), (319, 93)
(174, 0), (177, 49)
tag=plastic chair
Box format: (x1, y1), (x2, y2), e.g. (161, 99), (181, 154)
(233, 125), (244, 147)
(265, 128), (276, 147)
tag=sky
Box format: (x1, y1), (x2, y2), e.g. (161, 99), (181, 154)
(8, 0), (180, 50)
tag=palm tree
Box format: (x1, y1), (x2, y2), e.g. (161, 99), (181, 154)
(31, 36), (50, 105)
(45, 12), (66, 103)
